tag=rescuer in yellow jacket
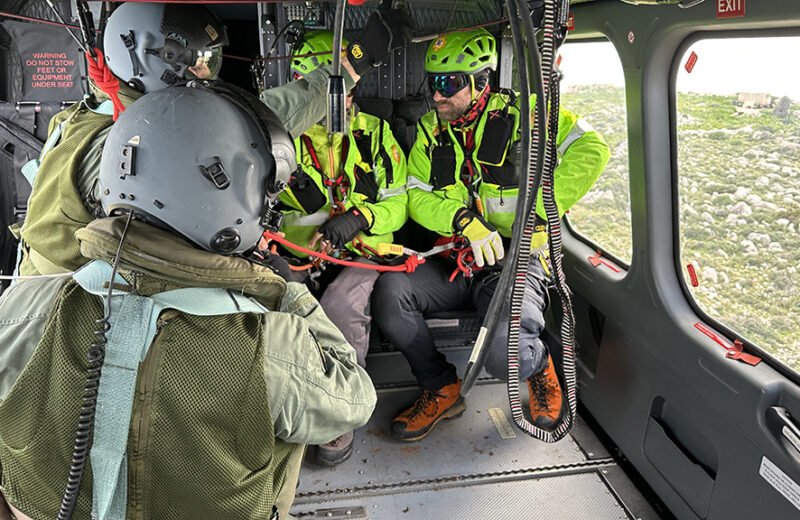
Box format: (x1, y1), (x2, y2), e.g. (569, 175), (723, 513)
(371, 28), (611, 442)
(277, 31), (408, 466)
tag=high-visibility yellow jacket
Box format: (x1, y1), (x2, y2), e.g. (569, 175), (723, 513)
(407, 90), (610, 238)
(279, 109), (408, 257)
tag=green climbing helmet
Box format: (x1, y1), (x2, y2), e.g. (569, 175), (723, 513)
(425, 28), (497, 75)
(290, 30), (349, 77)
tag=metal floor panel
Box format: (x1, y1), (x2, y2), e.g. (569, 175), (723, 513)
(296, 382), (589, 497)
(291, 473), (629, 520)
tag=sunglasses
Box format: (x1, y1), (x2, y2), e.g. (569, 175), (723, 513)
(427, 74), (471, 98)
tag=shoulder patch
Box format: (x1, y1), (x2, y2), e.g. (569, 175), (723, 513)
(391, 144), (400, 163)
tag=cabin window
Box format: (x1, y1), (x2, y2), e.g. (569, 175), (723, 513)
(676, 37), (800, 373)
(559, 40), (632, 265)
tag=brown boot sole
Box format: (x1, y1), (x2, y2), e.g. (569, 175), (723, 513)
(314, 443), (353, 467)
(532, 395), (568, 432)
(392, 397), (467, 442)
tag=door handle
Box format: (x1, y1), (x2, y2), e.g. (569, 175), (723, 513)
(766, 406), (800, 457)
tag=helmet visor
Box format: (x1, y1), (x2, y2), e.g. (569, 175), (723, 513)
(187, 46), (224, 80)
(427, 73), (471, 98)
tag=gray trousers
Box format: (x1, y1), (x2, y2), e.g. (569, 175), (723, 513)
(480, 259), (551, 382)
(319, 261), (381, 368)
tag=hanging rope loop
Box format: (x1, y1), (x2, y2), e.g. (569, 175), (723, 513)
(85, 48), (125, 120)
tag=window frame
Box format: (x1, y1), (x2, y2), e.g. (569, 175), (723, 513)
(562, 33), (636, 274)
(670, 28), (800, 384)
(557, 35), (633, 270)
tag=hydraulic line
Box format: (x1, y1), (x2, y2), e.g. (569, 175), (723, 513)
(461, 0), (547, 395)
(43, 0), (89, 54)
(505, 0), (576, 442)
(462, 0), (578, 443)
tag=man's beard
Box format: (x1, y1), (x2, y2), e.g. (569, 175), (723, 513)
(435, 100), (466, 121)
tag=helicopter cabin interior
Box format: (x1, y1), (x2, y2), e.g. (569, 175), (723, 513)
(1, 1), (799, 519)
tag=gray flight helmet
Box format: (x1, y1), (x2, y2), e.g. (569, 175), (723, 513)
(103, 2), (228, 94)
(98, 82), (296, 255)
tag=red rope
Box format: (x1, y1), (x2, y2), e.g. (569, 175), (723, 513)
(262, 231), (425, 273)
(85, 48), (125, 121)
(0, 10), (84, 29)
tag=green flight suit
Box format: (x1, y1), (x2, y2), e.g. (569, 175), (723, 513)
(0, 217), (376, 520)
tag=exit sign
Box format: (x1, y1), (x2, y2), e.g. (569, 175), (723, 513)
(717, 0), (745, 19)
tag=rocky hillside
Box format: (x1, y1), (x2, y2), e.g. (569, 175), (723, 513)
(562, 85), (800, 372)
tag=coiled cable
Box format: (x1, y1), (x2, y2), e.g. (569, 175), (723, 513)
(57, 211), (134, 520)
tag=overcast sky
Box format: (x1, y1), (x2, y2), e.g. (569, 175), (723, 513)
(557, 38), (800, 102)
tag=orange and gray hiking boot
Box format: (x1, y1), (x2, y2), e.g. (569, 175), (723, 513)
(527, 354), (566, 431)
(391, 379), (466, 442)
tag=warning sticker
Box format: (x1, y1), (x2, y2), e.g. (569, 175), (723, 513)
(717, 0), (746, 20)
(685, 51), (699, 74)
(759, 457), (800, 511)
(1, 20), (84, 102)
(488, 407), (517, 440)
(24, 52), (78, 90)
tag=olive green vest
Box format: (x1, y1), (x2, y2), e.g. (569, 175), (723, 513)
(19, 103), (115, 275)
(0, 271), (295, 520)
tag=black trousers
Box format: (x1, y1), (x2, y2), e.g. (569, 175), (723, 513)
(372, 258), (469, 390)
(371, 257), (550, 390)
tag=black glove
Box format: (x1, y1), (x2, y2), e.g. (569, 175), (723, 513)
(319, 208), (370, 248)
(263, 253), (309, 284)
(347, 6), (411, 76)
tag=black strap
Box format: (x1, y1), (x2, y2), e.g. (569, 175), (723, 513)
(15, 103), (37, 136)
(352, 129), (373, 172)
(417, 121), (435, 149)
(120, 31), (140, 77)
(377, 120), (394, 187)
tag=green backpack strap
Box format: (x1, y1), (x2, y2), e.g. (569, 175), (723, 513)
(20, 99), (113, 187)
(72, 260), (268, 520)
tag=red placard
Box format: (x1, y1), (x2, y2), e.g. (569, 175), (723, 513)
(686, 262), (699, 287)
(685, 51), (699, 74)
(567, 13), (575, 31)
(717, 0), (745, 19)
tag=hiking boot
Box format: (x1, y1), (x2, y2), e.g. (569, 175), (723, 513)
(315, 431), (354, 466)
(527, 354), (566, 431)
(391, 379), (466, 442)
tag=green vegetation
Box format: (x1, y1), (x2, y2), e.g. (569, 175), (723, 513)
(562, 85), (633, 263)
(562, 85), (800, 372)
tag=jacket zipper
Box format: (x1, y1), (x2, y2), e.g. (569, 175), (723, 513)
(129, 318), (168, 520)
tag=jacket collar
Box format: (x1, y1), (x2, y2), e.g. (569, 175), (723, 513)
(76, 217), (286, 308)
